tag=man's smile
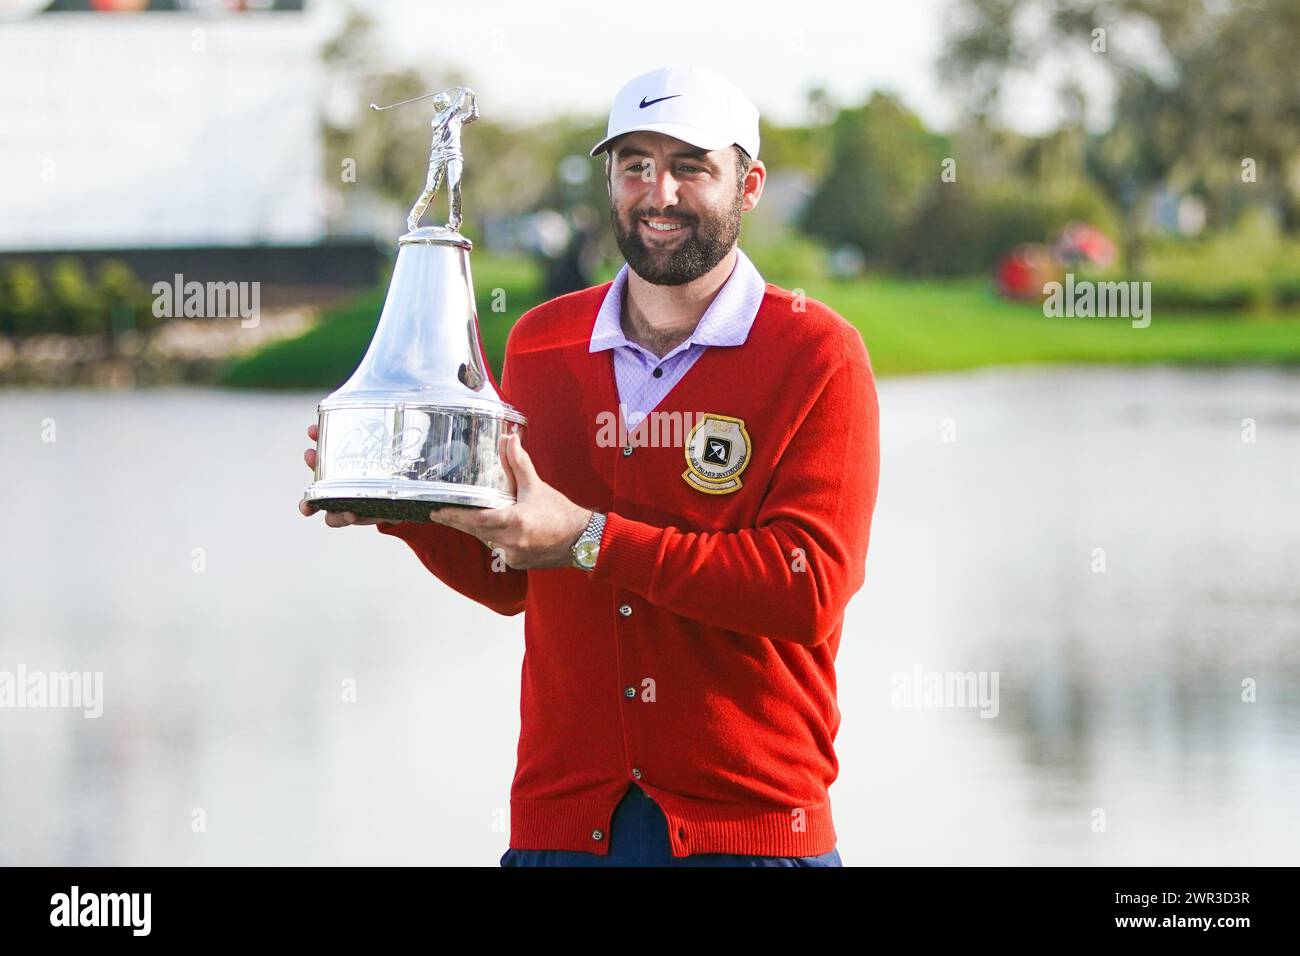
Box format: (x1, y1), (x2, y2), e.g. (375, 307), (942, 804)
(639, 216), (692, 238)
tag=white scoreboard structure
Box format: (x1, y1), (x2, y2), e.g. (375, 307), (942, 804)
(0, 1), (327, 250)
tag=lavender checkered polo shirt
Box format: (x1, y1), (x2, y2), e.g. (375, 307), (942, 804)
(588, 247), (767, 434)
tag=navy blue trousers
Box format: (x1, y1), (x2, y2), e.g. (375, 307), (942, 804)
(499, 783), (843, 867)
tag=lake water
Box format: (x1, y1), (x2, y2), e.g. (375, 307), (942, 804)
(1, 365), (1298, 865)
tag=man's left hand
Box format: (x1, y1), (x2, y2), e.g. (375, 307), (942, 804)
(429, 432), (592, 570)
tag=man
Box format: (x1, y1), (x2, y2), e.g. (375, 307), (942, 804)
(300, 65), (880, 867)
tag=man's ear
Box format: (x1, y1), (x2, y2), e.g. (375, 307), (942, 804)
(740, 158), (766, 213)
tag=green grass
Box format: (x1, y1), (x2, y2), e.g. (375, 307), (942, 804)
(220, 253), (1300, 390)
(802, 275), (1300, 375)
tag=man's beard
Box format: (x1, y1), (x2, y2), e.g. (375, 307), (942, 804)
(610, 187), (743, 286)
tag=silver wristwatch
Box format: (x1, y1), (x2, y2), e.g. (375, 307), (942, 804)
(570, 511), (606, 571)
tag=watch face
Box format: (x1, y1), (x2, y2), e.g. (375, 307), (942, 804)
(575, 539), (599, 568)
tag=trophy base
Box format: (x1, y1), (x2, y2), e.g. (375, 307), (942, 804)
(304, 476), (516, 523)
(311, 497), (458, 522)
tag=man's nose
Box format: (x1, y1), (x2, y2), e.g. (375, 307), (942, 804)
(646, 165), (680, 206)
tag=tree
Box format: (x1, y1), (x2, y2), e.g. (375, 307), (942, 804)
(941, 0), (1300, 269)
(800, 92), (946, 265)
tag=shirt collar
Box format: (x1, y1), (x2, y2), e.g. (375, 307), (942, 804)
(589, 246), (766, 355)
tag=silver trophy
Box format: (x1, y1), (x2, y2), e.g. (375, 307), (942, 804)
(304, 86), (527, 521)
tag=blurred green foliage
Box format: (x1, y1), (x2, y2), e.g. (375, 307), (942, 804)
(899, 177), (1118, 276)
(0, 258), (157, 338)
(1097, 210), (1300, 311)
(801, 92), (948, 263)
(943, 0), (1300, 271)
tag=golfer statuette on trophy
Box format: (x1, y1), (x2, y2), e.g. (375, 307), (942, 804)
(303, 86), (527, 521)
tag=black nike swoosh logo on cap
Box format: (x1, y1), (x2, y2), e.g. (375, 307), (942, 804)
(639, 94), (682, 109)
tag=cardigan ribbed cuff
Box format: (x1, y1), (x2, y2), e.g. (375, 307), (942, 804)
(590, 510), (664, 597)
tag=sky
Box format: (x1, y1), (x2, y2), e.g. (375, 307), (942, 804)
(365, 0), (1113, 135)
(373, 0), (965, 131)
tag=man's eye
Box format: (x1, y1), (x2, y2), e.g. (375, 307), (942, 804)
(679, 164), (703, 173)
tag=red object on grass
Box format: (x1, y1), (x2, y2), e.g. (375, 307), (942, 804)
(996, 244), (1057, 300)
(1053, 222), (1117, 268)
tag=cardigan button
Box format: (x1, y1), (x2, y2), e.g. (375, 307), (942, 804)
(632, 767), (642, 780)
(624, 686), (636, 699)
(622, 445), (633, 457)
(592, 829), (604, 841)
(618, 603), (632, 617)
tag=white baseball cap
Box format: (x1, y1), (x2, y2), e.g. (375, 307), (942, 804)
(589, 65), (760, 161)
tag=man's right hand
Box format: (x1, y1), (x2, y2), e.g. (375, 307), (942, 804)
(299, 422), (394, 528)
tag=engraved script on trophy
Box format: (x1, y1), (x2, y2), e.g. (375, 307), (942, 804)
(337, 418), (425, 474)
(370, 86), (479, 233)
(336, 418), (472, 482)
